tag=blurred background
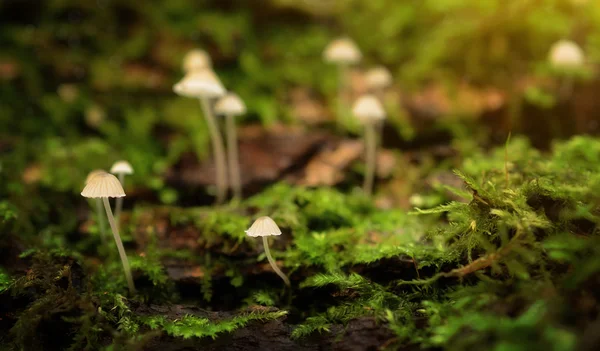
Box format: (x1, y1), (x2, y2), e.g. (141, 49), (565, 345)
(1, 0), (600, 215)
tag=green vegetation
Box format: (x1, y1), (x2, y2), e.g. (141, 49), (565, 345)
(141, 309), (288, 339)
(2, 0), (600, 349)
(1, 135), (599, 349)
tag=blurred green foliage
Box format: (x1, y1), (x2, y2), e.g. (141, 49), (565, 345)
(1, 0), (598, 209)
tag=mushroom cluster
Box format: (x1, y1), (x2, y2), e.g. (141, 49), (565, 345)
(323, 37), (396, 196)
(174, 49), (247, 204)
(77, 36), (400, 298)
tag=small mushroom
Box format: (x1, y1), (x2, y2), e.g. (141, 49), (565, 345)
(323, 37), (362, 130)
(85, 169), (108, 245)
(215, 93), (246, 200)
(365, 66), (392, 98)
(245, 216), (290, 287)
(174, 69), (228, 204)
(548, 39), (585, 99)
(82, 172), (135, 293)
(183, 49), (212, 73)
(352, 95), (386, 197)
(110, 160), (133, 226)
(548, 39), (584, 70)
(323, 37), (362, 65)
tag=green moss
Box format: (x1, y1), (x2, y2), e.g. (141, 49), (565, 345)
(0, 268), (12, 293)
(141, 309), (288, 339)
(426, 300), (576, 351)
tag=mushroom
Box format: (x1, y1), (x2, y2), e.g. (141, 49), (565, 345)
(174, 69), (228, 204)
(110, 160), (133, 226)
(323, 37), (362, 130)
(82, 172), (135, 293)
(365, 66), (392, 99)
(245, 216), (290, 287)
(548, 39), (585, 99)
(215, 93), (246, 200)
(183, 49), (212, 73)
(85, 169), (108, 245)
(365, 66), (393, 135)
(352, 95), (386, 197)
(548, 40), (584, 70)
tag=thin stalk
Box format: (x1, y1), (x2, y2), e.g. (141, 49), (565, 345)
(373, 90), (386, 143)
(226, 114), (242, 199)
(337, 64), (349, 131)
(262, 236), (290, 287)
(102, 197), (135, 293)
(114, 173), (125, 226)
(199, 98), (228, 204)
(95, 199), (107, 245)
(363, 122), (377, 196)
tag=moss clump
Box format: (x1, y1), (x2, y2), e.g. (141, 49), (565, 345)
(141, 309), (288, 340)
(2, 136), (600, 350)
(281, 136), (600, 350)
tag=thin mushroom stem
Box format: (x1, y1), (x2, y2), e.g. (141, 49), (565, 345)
(337, 64), (349, 131)
(372, 90), (385, 137)
(102, 197), (135, 293)
(199, 98), (228, 204)
(262, 236), (290, 287)
(363, 122), (377, 196)
(114, 173), (125, 226)
(95, 199), (107, 245)
(226, 113), (242, 199)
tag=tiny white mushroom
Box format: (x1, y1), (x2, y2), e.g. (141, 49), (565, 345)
(173, 69), (226, 98)
(245, 216), (290, 287)
(183, 49), (212, 73)
(323, 37), (362, 64)
(352, 95), (386, 197)
(548, 40), (585, 99)
(365, 66), (392, 94)
(82, 172), (135, 293)
(110, 160), (133, 225)
(215, 93), (247, 200)
(323, 37), (362, 131)
(85, 169), (108, 245)
(174, 69), (228, 204)
(548, 40), (584, 70)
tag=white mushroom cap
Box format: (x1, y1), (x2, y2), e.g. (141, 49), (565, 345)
(183, 49), (212, 73)
(81, 172), (126, 198)
(365, 66), (392, 90)
(245, 216), (282, 237)
(214, 93), (247, 116)
(173, 69), (226, 98)
(352, 95), (386, 123)
(110, 160), (134, 175)
(548, 40), (585, 69)
(85, 169), (107, 184)
(323, 37), (362, 64)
